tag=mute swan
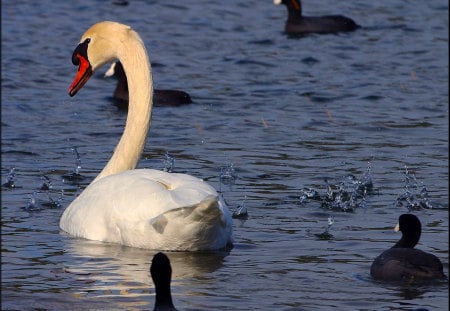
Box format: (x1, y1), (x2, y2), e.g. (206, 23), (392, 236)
(151, 252), (178, 311)
(274, 0), (359, 35)
(104, 61), (192, 109)
(59, 21), (233, 251)
(370, 214), (446, 282)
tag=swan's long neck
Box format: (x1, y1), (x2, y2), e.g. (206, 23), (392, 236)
(94, 34), (153, 182)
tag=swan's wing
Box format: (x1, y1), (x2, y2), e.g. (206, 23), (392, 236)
(149, 195), (222, 234)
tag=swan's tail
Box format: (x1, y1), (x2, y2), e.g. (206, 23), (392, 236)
(149, 195), (222, 231)
(148, 195), (232, 250)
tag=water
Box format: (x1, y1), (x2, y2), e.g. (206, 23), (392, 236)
(1, 0), (448, 310)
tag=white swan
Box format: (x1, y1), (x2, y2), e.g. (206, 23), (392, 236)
(59, 21), (233, 251)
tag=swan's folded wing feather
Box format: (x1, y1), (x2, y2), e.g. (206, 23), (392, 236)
(149, 195), (221, 233)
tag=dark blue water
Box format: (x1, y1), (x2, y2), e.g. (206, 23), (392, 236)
(2, 1), (448, 310)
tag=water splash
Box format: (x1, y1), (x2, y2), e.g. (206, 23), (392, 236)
(42, 189), (64, 209)
(3, 167), (17, 188)
(62, 147), (85, 182)
(23, 175), (65, 211)
(395, 165), (432, 210)
(361, 163), (374, 192)
(220, 162), (237, 185)
(162, 151), (175, 173)
(72, 147), (81, 175)
(39, 175), (64, 208)
(232, 195), (248, 219)
(321, 172), (372, 212)
(40, 175), (53, 191)
(299, 162), (374, 212)
(219, 162), (238, 194)
(315, 215), (335, 240)
(299, 187), (320, 205)
(328, 215), (335, 227)
(25, 191), (41, 211)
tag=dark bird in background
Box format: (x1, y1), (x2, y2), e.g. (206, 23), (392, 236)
(370, 214), (446, 282)
(274, 0), (360, 35)
(151, 252), (178, 311)
(105, 61), (192, 109)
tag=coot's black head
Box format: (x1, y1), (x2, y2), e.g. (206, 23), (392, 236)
(151, 252), (172, 288)
(393, 214), (421, 248)
(150, 252), (176, 310)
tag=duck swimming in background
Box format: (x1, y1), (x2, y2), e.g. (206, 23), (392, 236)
(151, 252), (178, 311)
(274, 0), (360, 35)
(59, 21), (233, 251)
(104, 61), (192, 109)
(370, 214), (446, 282)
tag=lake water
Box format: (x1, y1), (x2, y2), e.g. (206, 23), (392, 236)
(1, 1), (448, 310)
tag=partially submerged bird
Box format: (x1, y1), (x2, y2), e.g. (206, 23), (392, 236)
(104, 61), (192, 108)
(59, 21), (234, 251)
(274, 0), (360, 35)
(370, 214), (446, 282)
(151, 252), (178, 311)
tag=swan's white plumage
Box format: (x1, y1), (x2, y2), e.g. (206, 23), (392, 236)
(60, 21), (233, 250)
(61, 169), (232, 250)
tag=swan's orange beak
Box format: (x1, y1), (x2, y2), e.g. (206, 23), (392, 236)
(69, 39), (93, 97)
(69, 53), (93, 97)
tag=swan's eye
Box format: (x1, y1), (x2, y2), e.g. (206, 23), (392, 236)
(72, 38), (91, 65)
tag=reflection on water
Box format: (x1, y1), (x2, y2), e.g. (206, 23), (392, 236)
(68, 241), (228, 310)
(64, 239), (228, 285)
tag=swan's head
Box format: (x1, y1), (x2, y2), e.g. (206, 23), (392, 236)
(69, 21), (138, 96)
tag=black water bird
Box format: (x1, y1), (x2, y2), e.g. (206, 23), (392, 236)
(370, 214), (446, 282)
(151, 252), (178, 311)
(274, 0), (360, 35)
(105, 61), (192, 109)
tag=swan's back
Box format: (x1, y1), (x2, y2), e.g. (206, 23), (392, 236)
(60, 169), (233, 250)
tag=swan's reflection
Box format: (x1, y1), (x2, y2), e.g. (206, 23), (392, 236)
(63, 238), (229, 300)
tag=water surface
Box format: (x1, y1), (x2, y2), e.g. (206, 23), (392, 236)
(2, 1), (448, 310)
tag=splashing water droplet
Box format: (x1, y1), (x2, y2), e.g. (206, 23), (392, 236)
(219, 162), (238, 193)
(328, 215), (335, 227)
(25, 191), (40, 211)
(315, 215), (335, 240)
(162, 151), (175, 173)
(71, 147), (82, 175)
(396, 166), (433, 210)
(232, 195), (248, 219)
(41, 175), (53, 191)
(62, 147), (86, 183)
(220, 162), (236, 184)
(3, 167), (16, 188)
(298, 187), (320, 204)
